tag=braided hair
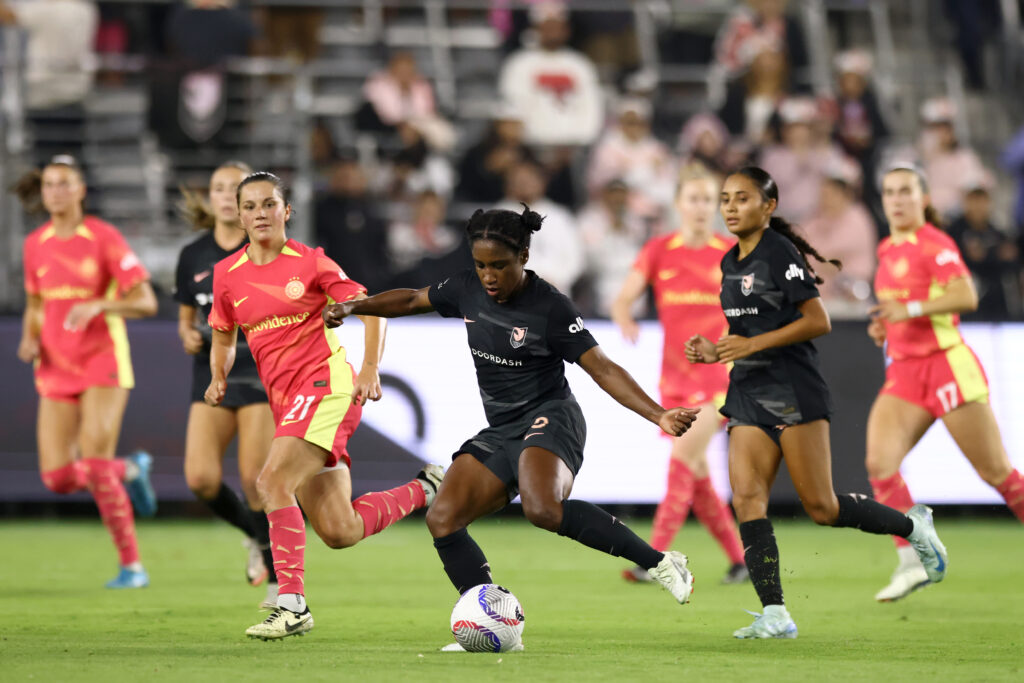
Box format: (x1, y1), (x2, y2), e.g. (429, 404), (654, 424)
(731, 166), (842, 285)
(464, 203), (544, 253)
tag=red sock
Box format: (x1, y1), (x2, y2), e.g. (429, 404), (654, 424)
(649, 459), (695, 552)
(41, 462), (88, 494)
(692, 476), (745, 565)
(354, 480), (427, 539)
(268, 506), (306, 597)
(995, 469), (1024, 523)
(870, 472), (915, 548)
(82, 458), (139, 565)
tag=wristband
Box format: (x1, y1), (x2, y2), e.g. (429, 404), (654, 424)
(906, 300), (923, 317)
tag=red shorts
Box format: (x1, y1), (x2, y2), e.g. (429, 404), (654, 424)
(273, 370), (362, 468)
(34, 350), (129, 404)
(661, 387), (728, 437)
(881, 344), (989, 418)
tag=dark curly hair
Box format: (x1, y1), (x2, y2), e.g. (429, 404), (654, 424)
(464, 203), (544, 253)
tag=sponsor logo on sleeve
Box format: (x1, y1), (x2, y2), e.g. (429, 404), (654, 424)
(935, 249), (960, 266)
(784, 263), (805, 281)
(568, 316), (586, 333)
(120, 252), (140, 271)
(510, 326), (528, 348)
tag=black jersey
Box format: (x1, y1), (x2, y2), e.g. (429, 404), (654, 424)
(428, 269), (599, 427)
(173, 232), (260, 380)
(718, 228), (831, 425)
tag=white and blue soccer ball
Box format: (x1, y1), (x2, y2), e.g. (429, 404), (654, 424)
(450, 583), (525, 652)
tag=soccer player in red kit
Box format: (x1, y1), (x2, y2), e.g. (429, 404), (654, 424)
(867, 165), (1024, 602)
(16, 156), (159, 589)
(611, 168), (747, 585)
(206, 172), (443, 640)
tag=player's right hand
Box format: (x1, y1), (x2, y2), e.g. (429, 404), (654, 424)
(867, 317), (886, 347)
(16, 337), (39, 363)
(322, 302), (354, 328)
(659, 406), (701, 437)
(684, 334), (719, 364)
(181, 328), (204, 355)
(204, 378), (226, 406)
(614, 316), (640, 344)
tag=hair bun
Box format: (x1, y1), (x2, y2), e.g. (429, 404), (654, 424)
(519, 204), (544, 233)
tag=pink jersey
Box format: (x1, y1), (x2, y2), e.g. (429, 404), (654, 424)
(874, 223), (971, 360)
(208, 239), (366, 419)
(23, 217), (149, 393)
(633, 232), (734, 402)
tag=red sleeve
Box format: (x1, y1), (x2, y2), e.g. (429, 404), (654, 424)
(99, 223), (149, 293)
(208, 267), (236, 332)
(632, 237), (659, 283)
(315, 250), (367, 302)
(925, 233), (970, 286)
(23, 237), (38, 295)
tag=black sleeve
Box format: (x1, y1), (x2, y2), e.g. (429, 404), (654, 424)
(173, 245), (194, 306)
(546, 293), (599, 364)
(426, 269), (471, 318)
(770, 235), (820, 305)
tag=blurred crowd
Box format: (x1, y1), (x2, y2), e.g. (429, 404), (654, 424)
(6, 0), (1024, 321)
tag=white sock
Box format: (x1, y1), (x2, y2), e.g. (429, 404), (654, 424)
(122, 459), (140, 482)
(277, 592), (306, 613)
(125, 561), (144, 572)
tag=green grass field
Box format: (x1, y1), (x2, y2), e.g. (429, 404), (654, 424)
(2, 515), (1021, 682)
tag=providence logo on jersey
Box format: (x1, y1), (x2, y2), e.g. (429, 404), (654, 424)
(741, 274), (754, 295)
(510, 326), (528, 349)
(784, 263), (805, 281)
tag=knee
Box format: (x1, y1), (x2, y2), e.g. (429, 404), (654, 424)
(730, 487), (768, 522)
(802, 496), (839, 526)
(319, 523), (360, 550)
(520, 496), (562, 532)
(980, 463), (1013, 488)
(425, 503), (459, 538)
(185, 471), (221, 500)
(254, 468), (284, 509)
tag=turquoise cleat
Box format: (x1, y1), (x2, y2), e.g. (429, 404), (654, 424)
(124, 451), (157, 517)
(106, 565), (150, 589)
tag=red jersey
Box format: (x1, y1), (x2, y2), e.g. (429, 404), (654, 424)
(208, 239), (366, 419)
(633, 232), (734, 402)
(874, 223), (971, 360)
(23, 217), (149, 394)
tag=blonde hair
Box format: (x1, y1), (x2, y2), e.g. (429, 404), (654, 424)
(179, 160), (252, 231)
(675, 162), (721, 197)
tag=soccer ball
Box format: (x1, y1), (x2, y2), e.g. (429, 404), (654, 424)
(450, 584), (525, 652)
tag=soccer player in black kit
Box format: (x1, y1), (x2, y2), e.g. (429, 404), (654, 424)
(323, 206), (698, 650)
(173, 161), (278, 607)
(685, 167), (949, 639)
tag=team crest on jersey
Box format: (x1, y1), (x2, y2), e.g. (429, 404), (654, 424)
(285, 277), (306, 300)
(741, 274), (754, 296)
(510, 326), (528, 349)
(80, 257), (98, 278)
(891, 257), (909, 278)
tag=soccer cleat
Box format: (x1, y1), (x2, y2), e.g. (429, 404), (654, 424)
(733, 605), (798, 639)
(441, 641), (524, 652)
(260, 582), (279, 610)
(244, 538), (268, 586)
(416, 464), (445, 507)
(721, 563), (750, 585)
(621, 565), (653, 583)
(246, 607), (313, 640)
(874, 562), (931, 602)
(905, 504), (948, 584)
(124, 451), (157, 517)
(105, 565), (149, 589)
(648, 550), (693, 604)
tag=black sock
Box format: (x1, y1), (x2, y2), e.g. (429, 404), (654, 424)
(833, 493), (914, 537)
(249, 509), (277, 583)
(739, 518), (784, 607)
(557, 500), (663, 569)
(433, 529), (492, 594)
(203, 483), (254, 537)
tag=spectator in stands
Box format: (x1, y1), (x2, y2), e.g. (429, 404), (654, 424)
(373, 125), (455, 214)
(387, 191), (471, 289)
(587, 97), (675, 222)
(579, 179), (650, 317)
(310, 119), (339, 193)
(677, 112), (733, 176)
(498, 1), (603, 148)
(495, 159), (583, 296)
(457, 103), (532, 205)
(315, 158), (391, 294)
(711, 0), (808, 85)
(718, 44), (792, 148)
(917, 97), (986, 219)
(254, 6), (323, 64)
(946, 178), (1019, 321)
(758, 96), (845, 223)
(1000, 124), (1024, 233)
(833, 49), (889, 171)
(799, 157), (877, 319)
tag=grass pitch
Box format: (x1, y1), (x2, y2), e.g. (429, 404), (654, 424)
(2, 514), (1021, 682)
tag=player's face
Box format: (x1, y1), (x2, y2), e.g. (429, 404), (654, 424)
(238, 181), (291, 243)
(881, 170), (927, 231)
(676, 177), (718, 236)
(209, 166), (245, 225)
(471, 238), (527, 303)
(720, 174), (775, 237)
(40, 165), (85, 216)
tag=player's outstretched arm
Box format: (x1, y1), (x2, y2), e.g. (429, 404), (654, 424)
(64, 281), (159, 331)
(353, 294), (386, 405)
(715, 297), (831, 363)
(323, 287), (434, 328)
(870, 276), (978, 323)
(610, 269), (647, 344)
(205, 327), (238, 406)
(578, 345), (700, 437)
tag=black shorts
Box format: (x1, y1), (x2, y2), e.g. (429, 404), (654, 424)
(454, 397), (586, 501)
(723, 384), (831, 447)
(190, 361), (268, 408)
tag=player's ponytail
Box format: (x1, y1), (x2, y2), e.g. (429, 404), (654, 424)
(732, 166), (842, 285)
(465, 203), (545, 253)
(180, 160), (252, 231)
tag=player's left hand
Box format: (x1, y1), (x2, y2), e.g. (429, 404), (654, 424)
(63, 301), (103, 331)
(353, 365), (382, 405)
(322, 302), (354, 328)
(658, 406), (701, 437)
(869, 300), (909, 323)
(715, 334), (758, 363)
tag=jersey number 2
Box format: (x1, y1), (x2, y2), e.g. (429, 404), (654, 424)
(935, 382), (959, 414)
(284, 394), (317, 422)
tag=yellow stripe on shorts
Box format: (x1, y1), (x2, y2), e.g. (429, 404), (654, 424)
(945, 344), (988, 405)
(303, 325), (355, 452)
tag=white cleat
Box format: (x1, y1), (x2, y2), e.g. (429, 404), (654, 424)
(733, 605), (798, 639)
(441, 641), (524, 652)
(244, 538), (268, 586)
(648, 550), (693, 604)
(245, 607), (313, 640)
(906, 504), (948, 584)
(416, 464), (445, 507)
(875, 562), (931, 602)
